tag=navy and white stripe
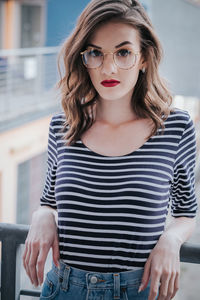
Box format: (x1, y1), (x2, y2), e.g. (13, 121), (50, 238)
(40, 109), (197, 272)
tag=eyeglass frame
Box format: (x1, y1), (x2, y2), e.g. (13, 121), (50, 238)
(80, 48), (140, 70)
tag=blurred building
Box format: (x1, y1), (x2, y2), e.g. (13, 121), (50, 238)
(0, 0), (87, 224)
(0, 0), (45, 49)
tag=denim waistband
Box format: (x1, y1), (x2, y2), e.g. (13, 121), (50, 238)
(52, 261), (144, 299)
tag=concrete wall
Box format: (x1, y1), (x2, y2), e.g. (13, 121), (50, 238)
(151, 0), (200, 97)
(0, 115), (51, 223)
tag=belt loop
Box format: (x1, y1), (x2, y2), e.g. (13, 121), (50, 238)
(61, 266), (71, 291)
(113, 273), (120, 299)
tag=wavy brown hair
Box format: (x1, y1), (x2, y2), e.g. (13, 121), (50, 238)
(57, 0), (172, 145)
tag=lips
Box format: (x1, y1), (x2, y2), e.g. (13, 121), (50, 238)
(101, 80), (120, 87)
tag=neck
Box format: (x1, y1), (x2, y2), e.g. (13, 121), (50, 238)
(95, 96), (137, 126)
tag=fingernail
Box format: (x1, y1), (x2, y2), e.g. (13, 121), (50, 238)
(138, 283), (144, 293)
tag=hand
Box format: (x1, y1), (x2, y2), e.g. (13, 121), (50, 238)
(23, 208), (59, 287)
(139, 233), (181, 300)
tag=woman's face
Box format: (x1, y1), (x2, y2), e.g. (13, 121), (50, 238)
(85, 22), (145, 103)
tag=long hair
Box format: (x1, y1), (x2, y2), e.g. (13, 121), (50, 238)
(57, 0), (172, 145)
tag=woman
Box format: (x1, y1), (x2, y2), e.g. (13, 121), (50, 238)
(23, 0), (197, 299)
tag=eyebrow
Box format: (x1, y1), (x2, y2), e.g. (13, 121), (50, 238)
(86, 41), (133, 49)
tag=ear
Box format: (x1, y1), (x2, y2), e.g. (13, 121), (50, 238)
(140, 58), (147, 73)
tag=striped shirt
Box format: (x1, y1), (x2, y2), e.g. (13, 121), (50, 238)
(40, 109), (197, 272)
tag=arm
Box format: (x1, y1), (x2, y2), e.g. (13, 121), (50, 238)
(23, 206), (59, 287)
(140, 216), (196, 300)
(141, 113), (197, 300)
(23, 116), (59, 286)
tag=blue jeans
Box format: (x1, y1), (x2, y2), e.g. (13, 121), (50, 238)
(40, 261), (152, 300)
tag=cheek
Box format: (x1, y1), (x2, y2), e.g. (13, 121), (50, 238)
(123, 70), (139, 88)
(88, 72), (101, 93)
(131, 68), (140, 82)
(88, 70), (97, 83)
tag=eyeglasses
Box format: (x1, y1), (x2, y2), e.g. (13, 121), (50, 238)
(80, 48), (140, 70)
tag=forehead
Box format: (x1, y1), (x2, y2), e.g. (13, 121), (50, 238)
(89, 22), (141, 49)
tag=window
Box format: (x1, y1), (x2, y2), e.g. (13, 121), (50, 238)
(20, 4), (44, 48)
(16, 151), (47, 224)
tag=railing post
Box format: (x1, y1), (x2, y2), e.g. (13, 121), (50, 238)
(1, 236), (17, 299)
(0, 223), (29, 300)
(16, 244), (23, 300)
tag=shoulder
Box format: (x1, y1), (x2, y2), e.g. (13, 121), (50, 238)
(166, 108), (191, 123)
(50, 111), (67, 132)
(159, 108), (195, 146)
(164, 108), (193, 131)
(51, 111), (66, 125)
(166, 109), (196, 152)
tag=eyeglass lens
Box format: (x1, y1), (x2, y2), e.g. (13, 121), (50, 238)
(82, 49), (137, 69)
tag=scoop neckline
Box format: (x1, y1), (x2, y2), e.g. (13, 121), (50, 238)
(78, 137), (152, 158)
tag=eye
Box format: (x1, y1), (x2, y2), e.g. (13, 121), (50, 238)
(88, 49), (102, 57)
(117, 49), (131, 57)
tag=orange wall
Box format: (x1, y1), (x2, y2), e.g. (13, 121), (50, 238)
(4, 0), (14, 49)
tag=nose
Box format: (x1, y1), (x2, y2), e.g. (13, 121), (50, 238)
(100, 53), (117, 75)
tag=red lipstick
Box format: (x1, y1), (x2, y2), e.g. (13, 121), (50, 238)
(101, 80), (120, 87)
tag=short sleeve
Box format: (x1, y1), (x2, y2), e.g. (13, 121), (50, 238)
(40, 116), (57, 209)
(170, 115), (198, 217)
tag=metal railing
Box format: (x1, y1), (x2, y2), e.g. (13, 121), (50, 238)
(0, 223), (41, 299)
(0, 47), (60, 122)
(0, 222), (200, 299)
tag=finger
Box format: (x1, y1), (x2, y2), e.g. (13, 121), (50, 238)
(52, 237), (60, 267)
(148, 269), (161, 300)
(165, 272), (176, 300)
(171, 273), (179, 299)
(23, 240), (29, 269)
(139, 257), (151, 292)
(158, 273), (170, 300)
(24, 242), (33, 284)
(28, 244), (40, 286)
(36, 244), (49, 285)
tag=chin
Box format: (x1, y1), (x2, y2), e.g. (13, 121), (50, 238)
(98, 95), (122, 102)
(97, 90), (124, 101)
